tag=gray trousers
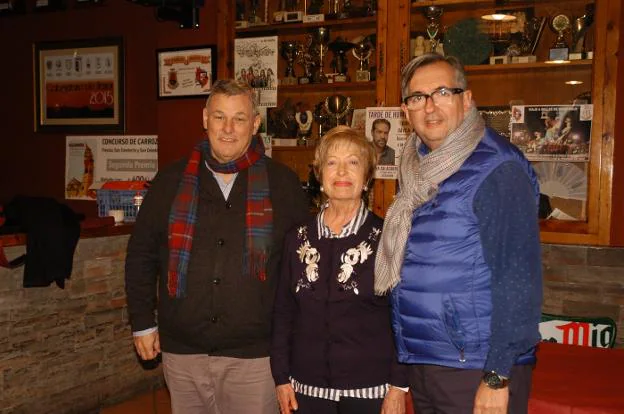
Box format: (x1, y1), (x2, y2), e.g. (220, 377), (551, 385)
(408, 364), (533, 414)
(162, 352), (278, 414)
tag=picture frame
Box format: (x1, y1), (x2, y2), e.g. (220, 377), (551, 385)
(34, 37), (124, 133)
(156, 45), (217, 99)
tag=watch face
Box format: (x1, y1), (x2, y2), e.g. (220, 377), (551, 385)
(483, 372), (507, 389)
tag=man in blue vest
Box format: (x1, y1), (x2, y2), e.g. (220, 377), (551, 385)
(374, 53), (543, 413)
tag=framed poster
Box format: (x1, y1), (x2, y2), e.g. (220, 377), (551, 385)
(510, 104), (593, 162)
(157, 45), (217, 99)
(34, 37), (124, 133)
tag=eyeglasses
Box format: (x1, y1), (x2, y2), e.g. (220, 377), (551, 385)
(403, 87), (465, 111)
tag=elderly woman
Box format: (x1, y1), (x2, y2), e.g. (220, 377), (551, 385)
(270, 126), (407, 414)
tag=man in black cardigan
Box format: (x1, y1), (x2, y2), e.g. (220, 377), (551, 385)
(125, 79), (309, 414)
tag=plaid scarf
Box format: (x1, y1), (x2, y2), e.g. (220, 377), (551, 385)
(374, 107), (484, 295)
(167, 135), (273, 298)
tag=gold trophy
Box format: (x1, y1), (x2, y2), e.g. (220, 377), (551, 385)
(549, 14), (571, 61)
(324, 94), (352, 127)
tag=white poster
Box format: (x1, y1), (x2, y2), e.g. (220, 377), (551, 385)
(234, 36), (278, 108)
(365, 107), (411, 179)
(65, 135), (158, 200)
(157, 47), (215, 98)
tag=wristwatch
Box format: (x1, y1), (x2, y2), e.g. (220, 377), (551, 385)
(482, 371), (509, 389)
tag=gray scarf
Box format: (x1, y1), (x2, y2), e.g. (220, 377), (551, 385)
(374, 107), (485, 295)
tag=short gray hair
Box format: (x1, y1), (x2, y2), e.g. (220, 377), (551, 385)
(401, 53), (468, 100)
(205, 79), (259, 115)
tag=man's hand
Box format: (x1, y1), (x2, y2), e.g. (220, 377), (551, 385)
(381, 386), (407, 414)
(473, 381), (509, 414)
(276, 384), (298, 414)
(133, 331), (161, 360)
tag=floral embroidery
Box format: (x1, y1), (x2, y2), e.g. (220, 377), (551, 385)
(294, 225), (377, 295)
(369, 227), (381, 242)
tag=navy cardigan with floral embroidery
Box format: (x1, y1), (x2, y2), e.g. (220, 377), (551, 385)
(270, 212), (408, 390)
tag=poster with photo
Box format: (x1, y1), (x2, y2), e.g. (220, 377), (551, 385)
(234, 36), (278, 109)
(510, 104), (593, 162)
(65, 135), (158, 200)
(365, 107), (411, 179)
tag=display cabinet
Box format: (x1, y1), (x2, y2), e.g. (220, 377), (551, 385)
(217, 0), (388, 182)
(381, 0), (623, 246)
(216, 0), (624, 246)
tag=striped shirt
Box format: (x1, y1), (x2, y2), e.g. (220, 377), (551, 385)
(290, 377), (390, 402)
(317, 201), (369, 239)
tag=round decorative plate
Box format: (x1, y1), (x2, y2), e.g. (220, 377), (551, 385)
(444, 18), (493, 65)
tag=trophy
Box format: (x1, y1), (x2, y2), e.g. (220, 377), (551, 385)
(281, 40), (299, 86)
(571, 4), (594, 60)
(314, 101), (331, 137)
(329, 38), (355, 82)
(311, 27), (330, 83)
(352, 37), (372, 82)
(295, 109), (314, 145)
(549, 14), (571, 61)
(248, 0), (261, 24)
(424, 6), (444, 53)
(324, 94), (352, 127)
(327, 0), (350, 19)
(296, 35), (315, 85)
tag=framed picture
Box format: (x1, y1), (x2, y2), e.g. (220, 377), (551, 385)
(34, 37), (124, 133)
(156, 45), (217, 99)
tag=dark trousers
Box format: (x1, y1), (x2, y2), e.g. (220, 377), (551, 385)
(295, 392), (384, 414)
(408, 364), (533, 414)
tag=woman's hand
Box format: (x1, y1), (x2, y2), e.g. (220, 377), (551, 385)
(276, 384), (298, 414)
(381, 386), (406, 414)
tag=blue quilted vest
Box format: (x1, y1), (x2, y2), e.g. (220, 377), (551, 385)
(391, 128), (539, 369)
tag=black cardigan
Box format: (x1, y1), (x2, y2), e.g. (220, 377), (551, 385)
(125, 155), (309, 357)
(270, 213), (408, 389)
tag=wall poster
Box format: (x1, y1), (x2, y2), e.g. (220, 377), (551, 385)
(65, 135), (158, 200)
(157, 45), (217, 98)
(365, 107), (411, 180)
(234, 36), (278, 109)
(510, 104), (593, 162)
(34, 37), (124, 133)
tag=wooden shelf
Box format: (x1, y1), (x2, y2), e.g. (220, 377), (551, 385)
(278, 80), (376, 92)
(236, 16), (377, 36)
(465, 60), (593, 74)
(410, 0), (574, 8)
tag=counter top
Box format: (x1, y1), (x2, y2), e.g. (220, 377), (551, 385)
(0, 217), (133, 247)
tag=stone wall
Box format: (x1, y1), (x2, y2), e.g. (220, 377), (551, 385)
(0, 235), (162, 414)
(0, 238), (622, 413)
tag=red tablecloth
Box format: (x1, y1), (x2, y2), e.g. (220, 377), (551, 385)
(406, 342), (624, 414)
(529, 342), (624, 413)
